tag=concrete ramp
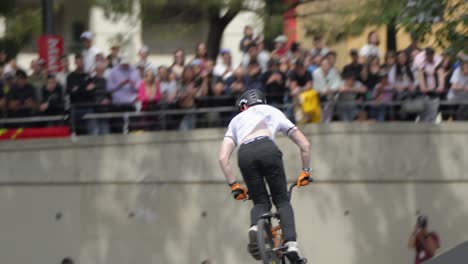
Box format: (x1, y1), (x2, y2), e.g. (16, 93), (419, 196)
(426, 241), (468, 264)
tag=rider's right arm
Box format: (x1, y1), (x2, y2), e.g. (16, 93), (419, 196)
(289, 128), (311, 169)
(218, 137), (237, 185)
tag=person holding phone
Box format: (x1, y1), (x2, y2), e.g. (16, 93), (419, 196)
(408, 215), (440, 264)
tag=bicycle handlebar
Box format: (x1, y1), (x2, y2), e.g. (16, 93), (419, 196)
(243, 177), (313, 202)
(288, 177), (314, 194)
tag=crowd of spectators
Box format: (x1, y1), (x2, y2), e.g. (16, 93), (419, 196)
(0, 28), (467, 134)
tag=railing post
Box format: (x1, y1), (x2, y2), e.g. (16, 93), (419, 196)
(123, 113), (130, 135)
(70, 105), (76, 136)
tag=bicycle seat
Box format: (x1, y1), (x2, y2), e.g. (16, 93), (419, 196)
(260, 212), (280, 219)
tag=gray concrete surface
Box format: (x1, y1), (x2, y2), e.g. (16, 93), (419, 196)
(0, 123), (467, 264)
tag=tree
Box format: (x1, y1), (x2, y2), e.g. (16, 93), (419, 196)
(0, 0), (41, 60)
(95, 0), (292, 59)
(346, 0), (467, 53)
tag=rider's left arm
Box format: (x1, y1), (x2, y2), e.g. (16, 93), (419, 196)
(218, 137), (237, 185)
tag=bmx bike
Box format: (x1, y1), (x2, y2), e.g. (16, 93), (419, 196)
(249, 178), (313, 264)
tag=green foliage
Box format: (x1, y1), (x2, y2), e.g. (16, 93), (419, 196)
(0, 1), (41, 58)
(345, 0), (468, 52)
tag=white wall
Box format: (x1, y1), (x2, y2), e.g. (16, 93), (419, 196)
(0, 124), (467, 263)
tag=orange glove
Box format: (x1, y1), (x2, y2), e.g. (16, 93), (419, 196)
(230, 182), (248, 200)
(297, 171), (311, 187)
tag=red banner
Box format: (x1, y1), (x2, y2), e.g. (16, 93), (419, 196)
(0, 127), (71, 140)
(283, 8), (297, 46)
(37, 35), (64, 74)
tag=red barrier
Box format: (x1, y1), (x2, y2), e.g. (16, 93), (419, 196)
(0, 126), (71, 140)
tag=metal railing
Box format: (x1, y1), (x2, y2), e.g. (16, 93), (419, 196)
(0, 115), (69, 125)
(1, 98), (468, 136)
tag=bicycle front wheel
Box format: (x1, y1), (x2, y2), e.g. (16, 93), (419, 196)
(256, 218), (281, 264)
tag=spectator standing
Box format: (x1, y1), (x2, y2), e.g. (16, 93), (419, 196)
(336, 71), (367, 122)
(359, 31), (381, 60)
(158, 66), (178, 105)
(138, 68), (160, 111)
(417, 48), (442, 122)
(325, 51), (339, 72)
(389, 51), (417, 100)
(382, 51), (396, 73)
(310, 35), (330, 57)
(361, 55), (381, 100)
(408, 215), (440, 264)
(288, 42), (305, 64)
(67, 55), (93, 105)
(279, 57), (291, 75)
(106, 56), (140, 133)
(29, 58), (47, 102)
(306, 54), (322, 74)
(7, 70), (37, 117)
(372, 71), (395, 121)
(256, 37), (270, 73)
(192, 42), (208, 70)
(137, 45), (154, 72)
(342, 49), (363, 81)
(80, 31), (101, 73)
(244, 60), (264, 92)
(3, 58), (21, 76)
(89, 62), (111, 134)
(435, 53), (454, 119)
(170, 49), (185, 80)
(214, 49), (233, 80)
(1, 72), (15, 107)
(39, 74), (64, 116)
(239, 25), (254, 53)
(66, 54), (95, 134)
(313, 58), (342, 122)
(56, 55), (70, 94)
(261, 58), (287, 105)
(107, 56), (140, 107)
(225, 66), (246, 97)
(288, 59), (312, 97)
(107, 43), (121, 69)
(448, 57), (468, 120)
(288, 59), (313, 123)
(272, 35), (288, 58)
(177, 66), (198, 130)
(241, 43), (259, 70)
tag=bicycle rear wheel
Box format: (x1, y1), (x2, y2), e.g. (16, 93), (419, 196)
(257, 218), (281, 264)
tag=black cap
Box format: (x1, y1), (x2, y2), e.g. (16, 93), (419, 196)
(350, 48), (358, 55)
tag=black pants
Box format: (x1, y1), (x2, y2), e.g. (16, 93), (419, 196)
(238, 137), (297, 242)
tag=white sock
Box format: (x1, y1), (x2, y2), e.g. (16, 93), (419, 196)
(249, 225), (258, 232)
(285, 241), (303, 257)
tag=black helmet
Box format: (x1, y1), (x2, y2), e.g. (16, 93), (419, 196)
(237, 89), (267, 110)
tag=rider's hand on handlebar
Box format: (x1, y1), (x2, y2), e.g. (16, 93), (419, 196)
(297, 170), (311, 188)
(230, 182), (248, 200)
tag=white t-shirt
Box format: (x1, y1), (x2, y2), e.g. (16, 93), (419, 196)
(224, 104), (296, 145)
(448, 67), (468, 100)
(213, 63), (233, 80)
(82, 46), (101, 73)
(359, 44), (380, 58)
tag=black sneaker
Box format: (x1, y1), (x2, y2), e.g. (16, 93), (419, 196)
(247, 226), (261, 260)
